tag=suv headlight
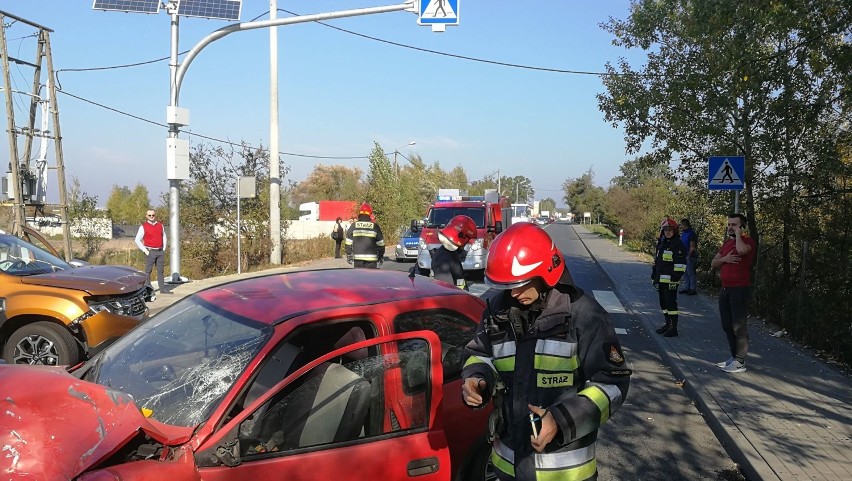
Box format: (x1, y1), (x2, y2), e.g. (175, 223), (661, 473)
(469, 239), (484, 251)
(419, 238), (427, 250)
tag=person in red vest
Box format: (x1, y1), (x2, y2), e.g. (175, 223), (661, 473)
(135, 209), (168, 301)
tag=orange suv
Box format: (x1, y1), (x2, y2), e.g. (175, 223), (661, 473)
(0, 232), (148, 365)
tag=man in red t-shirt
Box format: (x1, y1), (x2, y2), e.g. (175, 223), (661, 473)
(709, 213), (756, 373)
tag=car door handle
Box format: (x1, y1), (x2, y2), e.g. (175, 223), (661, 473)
(407, 457), (439, 477)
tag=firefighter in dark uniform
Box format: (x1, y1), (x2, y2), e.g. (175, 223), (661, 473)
(431, 215), (477, 290)
(344, 203), (385, 269)
(652, 218), (687, 337)
(461, 222), (631, 481)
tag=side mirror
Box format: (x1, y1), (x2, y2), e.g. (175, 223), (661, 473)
(410, 219), (419, 233)
(493, 221), (503, 234)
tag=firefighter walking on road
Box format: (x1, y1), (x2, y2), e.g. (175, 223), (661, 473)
(461, 222), (631, 481)
(431, 215), (477, 290)
(652, 218), (688, 337)
(345, 203), (385, 269)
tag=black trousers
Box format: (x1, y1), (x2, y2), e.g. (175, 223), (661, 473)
(334, 240), (343, 258)
(353, 260), (378, 269)
(657, 284), (678, 317)
(719, 286), (751, 362)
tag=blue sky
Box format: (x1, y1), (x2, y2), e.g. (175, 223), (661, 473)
(2, 1), (646, 207)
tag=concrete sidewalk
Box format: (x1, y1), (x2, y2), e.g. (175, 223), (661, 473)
(573, 225), (852, 481)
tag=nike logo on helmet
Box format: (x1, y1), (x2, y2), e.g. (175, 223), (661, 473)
(511, 256), (542, 277)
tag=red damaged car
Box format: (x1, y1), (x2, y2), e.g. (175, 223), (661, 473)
(0, 269), (493, 481)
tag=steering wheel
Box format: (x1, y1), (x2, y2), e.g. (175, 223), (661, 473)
(0, 259), (27, 272)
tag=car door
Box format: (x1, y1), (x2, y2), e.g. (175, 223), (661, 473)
(194, 331), (450, 481)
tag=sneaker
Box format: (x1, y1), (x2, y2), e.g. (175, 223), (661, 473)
(715, 357), (734, 368)
(722, 360), (746, 373)
(146, 294), (157, 303)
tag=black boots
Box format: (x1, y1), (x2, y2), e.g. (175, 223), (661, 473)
(663, 317), (679, 337)
(655, 316), (671, 334)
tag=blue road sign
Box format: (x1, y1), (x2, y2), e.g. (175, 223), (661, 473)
(708, 156), (745, 191)
(418, 0), (459, 27)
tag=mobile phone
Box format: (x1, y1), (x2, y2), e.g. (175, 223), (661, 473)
(530, 412), (543, 438)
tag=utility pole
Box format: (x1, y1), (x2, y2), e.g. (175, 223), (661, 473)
(269, 0), (281, 264)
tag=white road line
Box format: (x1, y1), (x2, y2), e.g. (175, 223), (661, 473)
(593, 290), (626, 314)
(614, 328), (629, 335)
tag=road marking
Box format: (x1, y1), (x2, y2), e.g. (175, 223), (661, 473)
(593, 290), (626, 314)
(614, 328), (629, 335)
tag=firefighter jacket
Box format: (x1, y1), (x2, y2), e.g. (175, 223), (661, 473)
(344, 214), (385, 262)
(431, 246), (467, 290)
(462, 270), (631, 481)
(652, 235), (687, 286)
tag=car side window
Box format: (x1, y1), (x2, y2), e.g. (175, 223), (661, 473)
(394, 310), (477, 380)
(231, 321), (375, 420)
(238, 337), (431, 457)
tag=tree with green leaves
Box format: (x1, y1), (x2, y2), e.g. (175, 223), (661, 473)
(562, 168), (606, 220)
(289, 165), (364, 207)
(106, 183), (151, 224)
(68, 177), (105, 259)
(598, 0), (852, 364)
(179, 141), (289, 276)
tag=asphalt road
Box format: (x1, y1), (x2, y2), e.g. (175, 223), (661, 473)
(384, 223), (745, 480)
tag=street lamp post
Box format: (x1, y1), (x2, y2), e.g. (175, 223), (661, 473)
(393, 140), (416, 178)
(167, 1), (417, 281)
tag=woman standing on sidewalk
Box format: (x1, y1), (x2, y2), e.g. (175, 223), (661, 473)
(652, 218), (687, 337)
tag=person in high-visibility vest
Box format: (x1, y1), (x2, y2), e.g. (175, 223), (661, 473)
(461, 222), (631, 481)
(344, 203), (385, 269)
(652, 218), (687, 337)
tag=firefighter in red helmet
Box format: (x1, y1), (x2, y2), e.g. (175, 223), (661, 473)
(430, 215), (477, 290)
(652, 217), (687, 336)
(344, 203), (385, 269)
(461, 222), (631, 481)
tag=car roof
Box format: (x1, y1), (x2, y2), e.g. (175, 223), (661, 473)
(195, 268), (474, 325)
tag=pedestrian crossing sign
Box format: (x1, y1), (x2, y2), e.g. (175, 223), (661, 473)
(708, 156), (745, 191)
(418, 0), (459, 32)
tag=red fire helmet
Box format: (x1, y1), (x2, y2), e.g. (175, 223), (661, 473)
(660, 218), (678, 230)
(359, 203), (373, 216)
(485, 222), (564, 289)
(438, 215), (478, 251)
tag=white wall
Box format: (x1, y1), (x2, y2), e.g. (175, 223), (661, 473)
(285, 220), (340, 240)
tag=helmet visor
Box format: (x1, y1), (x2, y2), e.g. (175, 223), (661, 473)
(484, 275), (532, 290)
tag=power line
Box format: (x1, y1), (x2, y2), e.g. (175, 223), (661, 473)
(56, 89), (370, 160)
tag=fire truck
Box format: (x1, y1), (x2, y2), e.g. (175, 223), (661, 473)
(414, 189), (505, 276)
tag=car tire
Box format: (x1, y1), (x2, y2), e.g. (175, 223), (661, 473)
(461, 438), (496, 481)
(3, 321), (80, 366)
(418, 268), (431, 277)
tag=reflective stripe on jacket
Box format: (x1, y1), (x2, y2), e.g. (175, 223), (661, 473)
(653, 236), (687, 284)
(344, 217), (385, 262)
(462, 271), (631, 481)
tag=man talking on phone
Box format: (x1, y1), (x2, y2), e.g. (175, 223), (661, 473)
(710, 213), (756, 373)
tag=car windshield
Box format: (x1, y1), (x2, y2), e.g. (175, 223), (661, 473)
(86, 297), (272, 427)
(0, 234), (72, 276)
(426, 207), (485, 228)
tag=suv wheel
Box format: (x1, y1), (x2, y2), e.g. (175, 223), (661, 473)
(3, 321), (80, 365)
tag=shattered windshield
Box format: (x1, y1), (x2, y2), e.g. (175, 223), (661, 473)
(426, 207), (485, 229)
(0, 234), (72, 275)
(89, 297), (272, 427)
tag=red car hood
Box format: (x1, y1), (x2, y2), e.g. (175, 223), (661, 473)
(20, 265), (147, 295)
(0, 365), (188, 479)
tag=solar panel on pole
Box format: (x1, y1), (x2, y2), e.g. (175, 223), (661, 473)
(176, 0), (242, 21)
(92, 0), (161, 14)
